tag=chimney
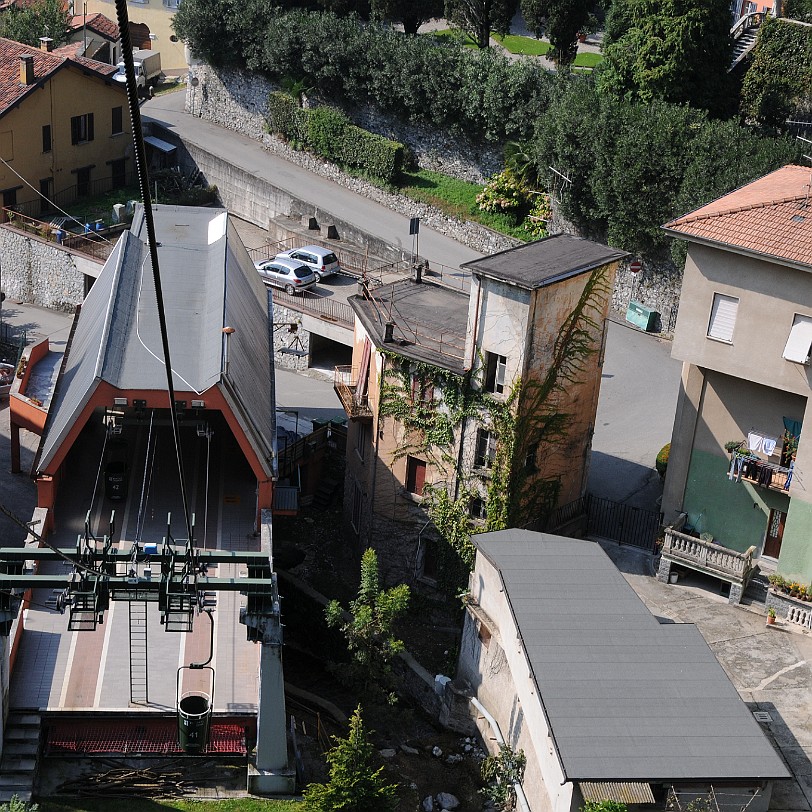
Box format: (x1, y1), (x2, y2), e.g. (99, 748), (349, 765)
(39, 37), (53, 52)
(19, 55), (34, 86)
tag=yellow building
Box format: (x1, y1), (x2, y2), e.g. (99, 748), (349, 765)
(0, 37), (132, 218)
(83, 0), (187, 72)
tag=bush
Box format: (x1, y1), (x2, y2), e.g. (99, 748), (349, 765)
(476, 168), (529, 213)
(656, 443), (670, 478)
(267, 92), (404, 182)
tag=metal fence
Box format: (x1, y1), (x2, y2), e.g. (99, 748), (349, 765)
(546, 493), (662, 552)
(272, 288), (355, 329)
(0, 321), (27, 365)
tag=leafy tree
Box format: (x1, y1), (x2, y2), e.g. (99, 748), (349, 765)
(325, 548), (410, 690)
(521, 0), (593, 65)
(444, 0), (518, 48)
(1, 0), (69, 47)
(596, 0), (735, 116)
(785, 0), (812, 20)
(582, 803), (628, 812)
(371, 0), (445, 34)
(301, 705), (398, 812)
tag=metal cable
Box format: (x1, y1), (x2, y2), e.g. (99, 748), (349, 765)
(113, 0), (194, 547)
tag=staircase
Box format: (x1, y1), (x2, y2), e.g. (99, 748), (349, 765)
(0, 711), (41, 802)
(129, 601), (149, 705)
(730, 12), (766, 70)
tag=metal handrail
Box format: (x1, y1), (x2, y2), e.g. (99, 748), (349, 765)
(731, 10), (766, 39)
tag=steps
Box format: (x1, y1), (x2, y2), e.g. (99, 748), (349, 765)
(745, 570), (770, 605)
(731, 28), (758, 69)
(0, 711), (41, 802)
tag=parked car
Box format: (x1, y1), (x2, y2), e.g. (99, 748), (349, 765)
(254, 257), (317, 295)
(275, 245), (341, 282)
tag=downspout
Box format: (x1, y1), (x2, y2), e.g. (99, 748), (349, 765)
(469, 696), (531, 812)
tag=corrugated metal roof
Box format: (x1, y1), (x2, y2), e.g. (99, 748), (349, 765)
(580, 782), (655, 804)
(38, 205), (274, 476)
(461, 234), (628, 290)
(473, 530), (791, 783)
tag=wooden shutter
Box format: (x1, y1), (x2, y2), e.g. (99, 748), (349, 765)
(71, 116), (79, 145)
(87, 113), (94, 142)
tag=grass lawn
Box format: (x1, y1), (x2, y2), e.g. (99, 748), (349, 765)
(573, 51), (603, 68)
(427, 28), (479, 48)
(491, 32), (551, 56)
(40, 799), (298, 812)
(154, 78), (185, 97)
(398, 168), (528, 241)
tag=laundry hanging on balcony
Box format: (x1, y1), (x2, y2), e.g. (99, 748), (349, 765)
(747, 430), (778, 455)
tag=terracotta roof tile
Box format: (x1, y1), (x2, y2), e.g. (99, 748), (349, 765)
(68, 13), (119, 41)
(0, 37), (118, 119)
(664, 164), (812, 268)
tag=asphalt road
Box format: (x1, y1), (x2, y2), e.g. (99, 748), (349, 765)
(142, 90), (483, 271)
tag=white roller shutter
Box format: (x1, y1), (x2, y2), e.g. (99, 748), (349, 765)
(783, 315), (812, 364)
(707, 293), (738, 342)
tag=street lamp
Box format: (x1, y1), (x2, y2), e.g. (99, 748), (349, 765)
(222, 326), (235, 377)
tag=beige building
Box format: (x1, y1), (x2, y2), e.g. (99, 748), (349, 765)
(0, 37), (131, 217)
(82, 0), (186, 72)
(335, 236), (626, 586)
(661, 164), (812, 587)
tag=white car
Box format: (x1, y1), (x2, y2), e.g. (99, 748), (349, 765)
(275, 245), (341, 282)
(254, 257), (317, 295)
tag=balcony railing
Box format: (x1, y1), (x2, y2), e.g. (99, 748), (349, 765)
(333, 365), (372, 420)
(661, 517), (756, 593)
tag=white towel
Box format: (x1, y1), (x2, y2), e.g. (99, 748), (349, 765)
(748, 431), (763, 453)
(762, 436), (778, 456)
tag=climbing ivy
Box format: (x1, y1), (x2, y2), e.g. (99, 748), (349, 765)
(377, 262), (612, 583)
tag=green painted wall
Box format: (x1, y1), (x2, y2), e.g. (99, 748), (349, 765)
(682, 449), (789, 553)
(777, 501), (812, 582)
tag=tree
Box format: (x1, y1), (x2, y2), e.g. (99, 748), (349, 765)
(444, 0), (517, 48)
(1, 0), (69, 47)
(596, 0), (734, 116)
(371, 0), (445, 34)
(302, 705), (398, 812)
(521, 0), (592, 66)
(325, 548), (410, 690)
(785, 0), (812, 20)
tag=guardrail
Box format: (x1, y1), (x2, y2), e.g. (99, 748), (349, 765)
(333, 366), (372, 420)
(272, 288), (354, 329)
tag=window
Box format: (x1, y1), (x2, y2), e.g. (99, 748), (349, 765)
(112, 106), (123, 135)
(2, 188), (17, 208)
(475, 428), (496, 469)
(164, 0), (181, 7)
(405, 456), (426, 495)
(469, 497), (487, 521)
(42, 125), (51, 153)
(783, 315), (812, 365)
(355, 421), (368, 462)
(707, 293), (738, 342)
(111, 158), (126, 189)
(525, 442), (538, 472)
(351, 480), (362, 534)
(411, 373), (433, 404)
(421, 539), (438, 581)
(484, 352), (507, 394)
(71, 113), (94, 145)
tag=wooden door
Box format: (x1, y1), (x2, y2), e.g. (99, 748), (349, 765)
(764, 508), (786, 558)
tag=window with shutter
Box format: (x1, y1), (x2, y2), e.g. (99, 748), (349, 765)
(707, 293), (738, 342)
(485, 352), (508, 394)
(112, 106), (123, 135)
(406, 456), (426, 495)
(783, 315), (812, 364)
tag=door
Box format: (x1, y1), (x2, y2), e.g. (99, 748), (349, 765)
(76, 167), (91, 197)
(764, 508), (786, 558)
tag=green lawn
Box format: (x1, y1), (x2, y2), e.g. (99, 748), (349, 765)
(491, 32), (552, 56)
(40, 799), (298, 812)
(428, 28), (479, 48)
(573, 51), (604, 68)
(398, 168), (528, 241)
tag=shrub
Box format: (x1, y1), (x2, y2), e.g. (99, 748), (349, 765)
(524, 193), (552, 239)
(476, 168), (528, 213)
(656, 443), (670, 477)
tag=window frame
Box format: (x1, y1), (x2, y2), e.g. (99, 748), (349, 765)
(111, 106), (123, 136)
(351, 480), (362, 534)
(706, 292), (739, 343)
(405, 455), (427, 496)
(484, 352), (507, 395)
(355, 420), (368, 462)
(70, 113), (95, 146)
(783, 314), (812, 365)
(475, 428), (496, 469)
(42, 124), (52, 153)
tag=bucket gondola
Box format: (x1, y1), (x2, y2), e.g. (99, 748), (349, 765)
(176, 609), (215, 754)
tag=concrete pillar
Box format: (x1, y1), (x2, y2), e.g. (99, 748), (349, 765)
(657, 555), (672, 584)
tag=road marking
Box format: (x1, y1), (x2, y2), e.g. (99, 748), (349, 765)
(58, 630), (78, 708)
(93, 600), (116, 707)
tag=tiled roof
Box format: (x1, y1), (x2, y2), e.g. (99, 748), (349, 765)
(664, 164), (812, 268)
(68, 12), (120, 41)
(0, 37), (118, 118)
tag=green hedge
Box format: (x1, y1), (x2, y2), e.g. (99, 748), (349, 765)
(268, 92), (404, 183)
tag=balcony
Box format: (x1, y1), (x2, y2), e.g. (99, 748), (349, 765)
(658, 515), (756, 604)
(728, 452), (792, 493)
(333, 366), (372, 421)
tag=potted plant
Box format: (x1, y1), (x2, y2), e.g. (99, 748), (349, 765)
(767, 607), (777, 625)
(767, 574), (786, 591)
(725, 440), (743, 455)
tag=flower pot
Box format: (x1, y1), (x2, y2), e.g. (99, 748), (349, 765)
(577, 32), (587, 43)
(767, 615), (776, 625)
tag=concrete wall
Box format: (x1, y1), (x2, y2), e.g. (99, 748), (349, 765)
(0, 62), (131, 208)
(0, 226), (95, 311)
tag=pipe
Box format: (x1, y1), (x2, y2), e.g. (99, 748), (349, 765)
(470, 696), (531, 812)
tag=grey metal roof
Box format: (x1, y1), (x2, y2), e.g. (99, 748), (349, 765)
(461, 234), (628, 290)
(473, 529), (790, 783)
(38, 205), (274, 476)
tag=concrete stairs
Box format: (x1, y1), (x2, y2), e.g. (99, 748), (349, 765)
(0, 711), (42, 803)
(731, 28), (759, 69)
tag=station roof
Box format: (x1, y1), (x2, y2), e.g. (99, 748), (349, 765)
(37, 205), (275, 476)
(472, 529), (791, 783)
(461, 234), (628, 290)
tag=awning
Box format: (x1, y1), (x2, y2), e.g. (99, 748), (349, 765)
(580, 782), (655, 805)
(144, 135), (177, 154)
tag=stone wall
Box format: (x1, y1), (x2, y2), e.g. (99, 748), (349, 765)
(272, 302), (310, 371)
(0, 226), (91, 312)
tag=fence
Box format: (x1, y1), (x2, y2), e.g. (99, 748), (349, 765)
(546, 493), (662, 552)
(273, 288), (355, 329)
(249, 239), (371, 278)
(0, 321), (26, 365)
